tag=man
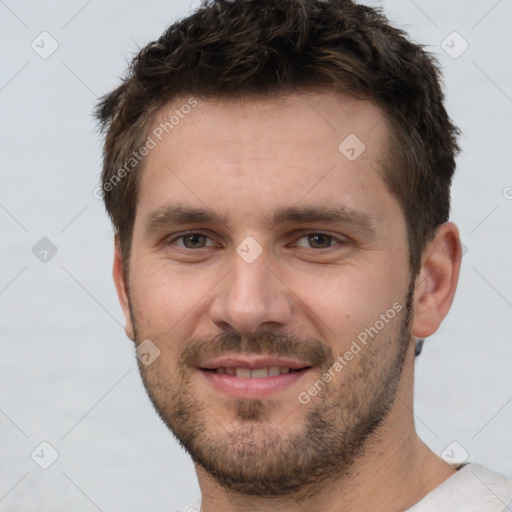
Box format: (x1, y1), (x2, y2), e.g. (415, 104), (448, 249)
(95, 0), (512, 510)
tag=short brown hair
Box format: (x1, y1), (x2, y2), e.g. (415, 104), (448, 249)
(95, 0), (460, 274)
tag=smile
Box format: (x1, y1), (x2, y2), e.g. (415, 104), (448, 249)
(206, 366), (302, 378)
(198, 358), (311, 398)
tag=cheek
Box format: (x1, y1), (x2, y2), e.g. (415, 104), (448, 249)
(128, 261), (173, 327)
(288, 263), (405, 343)
(128, 259), (216, 339)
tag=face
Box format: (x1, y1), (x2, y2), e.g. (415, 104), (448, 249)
(117, 92), (416, 497)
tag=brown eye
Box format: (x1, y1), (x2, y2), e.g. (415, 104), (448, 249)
(181, 233), (208, 248)
(306, 234), (333, 249)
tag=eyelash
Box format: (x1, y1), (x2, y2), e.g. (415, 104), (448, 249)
(166, 231), (348, 250)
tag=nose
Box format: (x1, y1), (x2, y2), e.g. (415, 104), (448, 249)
(209, 249), (293, 336)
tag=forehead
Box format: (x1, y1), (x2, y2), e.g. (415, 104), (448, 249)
(136, 91), (398, 229)
(150, 90), (386, 158)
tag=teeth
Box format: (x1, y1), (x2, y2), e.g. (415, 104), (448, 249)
(235, 368), (251, 378)
(215, 367), (295, 378)
(250, 368), (268, 378)
(268, 366), (280, 376)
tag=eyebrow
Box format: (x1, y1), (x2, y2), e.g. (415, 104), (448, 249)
(144, 204), (378, 233)
(145, 205), (229, 233)
(268, 206), (378, 232)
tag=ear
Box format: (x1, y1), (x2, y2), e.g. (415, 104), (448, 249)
(411, 222), (462, 339)
(113, 237), (135, 341)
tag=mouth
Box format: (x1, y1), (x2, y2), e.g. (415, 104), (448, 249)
(198, 356), (312, 398)
(204, 366), (305, 377)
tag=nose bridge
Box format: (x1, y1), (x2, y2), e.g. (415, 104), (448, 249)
(230, 254), (269, 304)
(211, 249), (292, 334)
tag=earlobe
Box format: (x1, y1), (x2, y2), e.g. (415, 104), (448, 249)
(411, 222), (462, 339)
(113, 238), (135, 341)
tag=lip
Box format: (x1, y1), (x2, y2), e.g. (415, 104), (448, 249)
(199, 368), (311, 398)
(199, 355), (311, 371)
(197, 354), (312, 399)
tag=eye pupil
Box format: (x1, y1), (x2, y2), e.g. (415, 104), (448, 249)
(183, 234), (206, 248)
(308, 234), (331, 249)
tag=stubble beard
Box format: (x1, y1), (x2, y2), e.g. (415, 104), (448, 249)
(132, 282), (415, 498)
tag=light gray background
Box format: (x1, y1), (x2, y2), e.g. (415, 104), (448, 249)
(1, 0), (511, 510)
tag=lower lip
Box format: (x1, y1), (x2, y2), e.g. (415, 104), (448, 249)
(199, 369), (310, 398)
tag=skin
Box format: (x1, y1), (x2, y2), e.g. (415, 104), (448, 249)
(113, 91), (462, 512)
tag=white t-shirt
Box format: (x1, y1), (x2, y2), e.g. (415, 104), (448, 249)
(176, 463), (512, 511)
(407, 462), (512, 511)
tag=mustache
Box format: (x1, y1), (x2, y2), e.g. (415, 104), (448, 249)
(180, 329), (334, 369)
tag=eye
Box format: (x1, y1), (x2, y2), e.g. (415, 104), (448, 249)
(173, 233), (215, 249)
(293, 233), (340, 249)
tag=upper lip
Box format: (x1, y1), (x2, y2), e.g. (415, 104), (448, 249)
(198, 355), (312, 371)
